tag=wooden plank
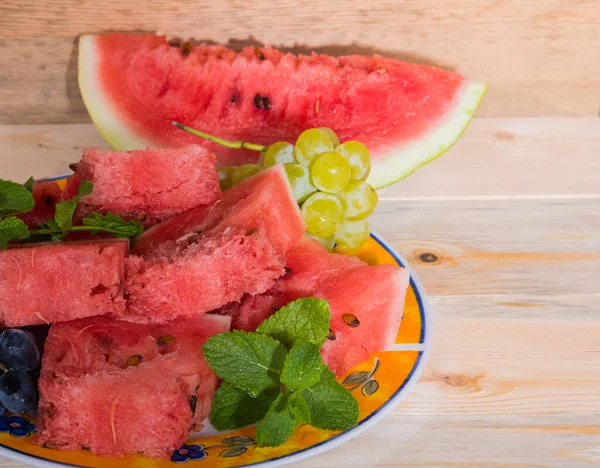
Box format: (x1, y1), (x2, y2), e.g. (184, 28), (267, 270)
(1, 0), (600, 122)
(1, 119), (599, 198)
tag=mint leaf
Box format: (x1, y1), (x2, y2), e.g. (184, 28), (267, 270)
(0, 217), (30, 249)
(81, 212), (143, 238)
(288, 392), (311, 424)
(0, 179), (35, 218)
(203, 330), (287, 396)
(53, 180), (93, 232)
(281, 340), (323, 391)
(77, 180), (94, 197)
(54, 199), (78, 232)
(256, 391), (296, 447)
(209, 382), (276, 431)
(256, 298), (331, 348)
(300, 368), (359, 431)
(23, 177), (34, 193)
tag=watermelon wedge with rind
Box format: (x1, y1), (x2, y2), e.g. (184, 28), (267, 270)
(78, 34), (487, 189)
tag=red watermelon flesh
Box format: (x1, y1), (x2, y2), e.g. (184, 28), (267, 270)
(79, 34), (487, 187)
(133, 165), (304, 257)
(218, 236), (409, 376)
(0, 240), (128, 327)
(36, 313), (230, 458)
(124, 166), (304, 323)
(71, 145), (221, 225)
(18, 181), (63, 229)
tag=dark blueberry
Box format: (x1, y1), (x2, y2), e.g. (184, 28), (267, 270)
(0, 370), (36, 414)
(0, 329), (40, 371)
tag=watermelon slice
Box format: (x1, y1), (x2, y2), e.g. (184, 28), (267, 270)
(217, 236), (410, 376)
(124, 166), (305, 323)
(78, 33), (487, 188)
(36, 313), (230, 459)
(0, 240), (128, 327)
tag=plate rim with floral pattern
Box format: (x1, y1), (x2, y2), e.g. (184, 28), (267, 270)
(0, 175), (431, 468)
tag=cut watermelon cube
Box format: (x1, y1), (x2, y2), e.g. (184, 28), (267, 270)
(123, 166), (305, 323)
(36, 313), (230, 459)
(72, 145), (221, 225)
(0, 240), (128, 327)
(217, 236), (410, 376)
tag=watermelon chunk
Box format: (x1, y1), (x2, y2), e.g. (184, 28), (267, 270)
(78, 33), (487, 188)
(36, 313), (230, 459)
(218, 236), (409, 376)
(124, 166), (305, 323)
(17, 181), (63, 229)
(71, 145), (221, 225)
(0, 240), (128, 327)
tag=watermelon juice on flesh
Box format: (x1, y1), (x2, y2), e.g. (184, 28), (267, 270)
(68, 145), (221, 225)
(0, 240), (128, 327)
(78, 33), (487, 188)
(36, 313), (230, 459)
(218, 236), (410, 376)
(124, 165), (305, 323)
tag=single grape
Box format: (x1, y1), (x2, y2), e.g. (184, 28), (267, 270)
(294, 129), (335, 167)
(263, 142), (296, 167)
(310, 151), (352, 194)
(318, 128), (340, 147)
(339, 180), (379, 220)
(284, 164), (318, 203)
(306, 233), (335, 252)
(0, 370), (36, 414)
(0, 329), (40, 372)
(217, 166), (235, 190)
(335, 219), (370, 252)
(301, 193), (345, 238)
(335, 141), (371, 181)
(230, 164), (262, 186)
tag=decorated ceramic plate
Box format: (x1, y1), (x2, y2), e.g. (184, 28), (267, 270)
(0, 176), (431, 468)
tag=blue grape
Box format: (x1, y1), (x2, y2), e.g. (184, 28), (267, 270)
(0, 370), (36, 414)
(0, 329), (40, 372)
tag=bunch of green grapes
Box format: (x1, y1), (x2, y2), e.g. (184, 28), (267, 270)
(219, 128), (378, 252)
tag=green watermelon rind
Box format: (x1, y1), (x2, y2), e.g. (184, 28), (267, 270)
(79, 35), (487, 189)
(366, 81), (488, 189)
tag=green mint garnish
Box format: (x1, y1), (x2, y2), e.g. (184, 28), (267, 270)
(255, 391), (296, 447)
(80, 212), (144, 238)
(23, 177), (35, 193)
(256, 297), (331, 348)
(209, 382), (276, 431)
(280, 340), (323, 391)
(203, 331), (287, 397)
(53, 180), (94, 234)
(0, 178), (35, 218)
(0, 217), (31, 249)
(204, 298), (358, 448)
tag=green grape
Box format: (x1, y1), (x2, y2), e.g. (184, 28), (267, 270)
(284, 163), (318, 203)
(230, 164), (262, 186)
(263, 142), (296, 167)
(335, 141), (371, 181)
(338, 180), (378, 220)
(306, 232), (335, 252)
(335, 219), (370, 252)
(294, 129), (335, 167)
(218, 166), (235, 190)
(310, 151), (352, 194)
(301, 193), (344, 238)
(318, 127), (340, 147)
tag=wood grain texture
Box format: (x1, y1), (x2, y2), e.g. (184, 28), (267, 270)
(1, 0), (600, 123)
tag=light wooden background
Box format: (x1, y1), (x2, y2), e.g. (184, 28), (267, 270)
(1, 1), (600, 467)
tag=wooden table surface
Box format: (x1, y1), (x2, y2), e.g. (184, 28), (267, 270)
(1, 1), (600, 467)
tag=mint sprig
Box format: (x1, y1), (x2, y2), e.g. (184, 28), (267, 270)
(0, 177), (143, 249)
(204, 298), (359, 448)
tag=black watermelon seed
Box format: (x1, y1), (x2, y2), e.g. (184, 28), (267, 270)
(181, 42), (193, 57)
(327, 329), (336, 341)
(253, 94), (271, 110)
(342, 314), (360, 327)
